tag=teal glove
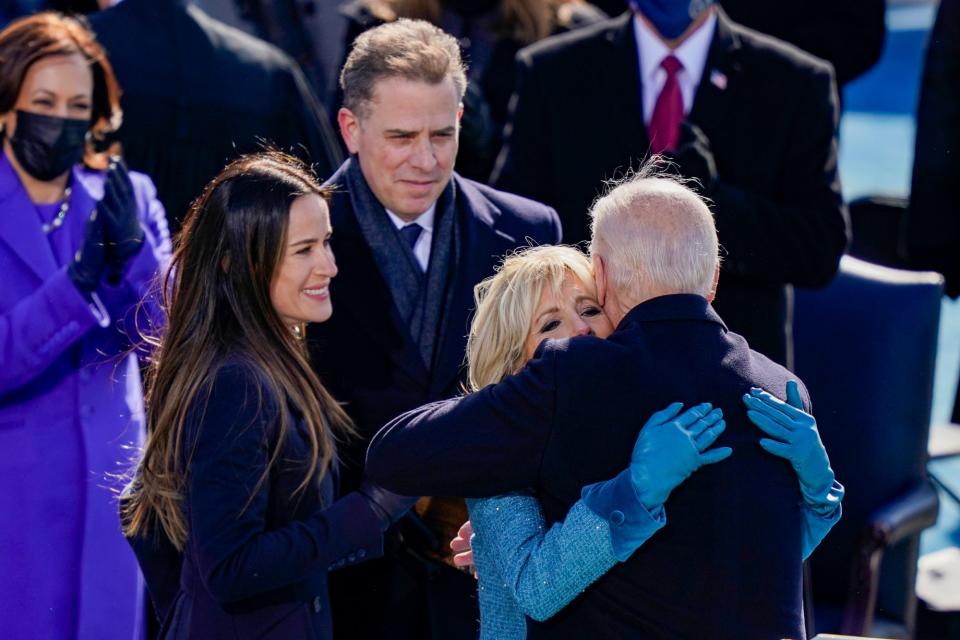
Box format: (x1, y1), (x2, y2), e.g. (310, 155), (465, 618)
(743, 381), (840, 513)
(630, 402), (732, 510)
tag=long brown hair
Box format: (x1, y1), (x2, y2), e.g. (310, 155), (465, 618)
(122, 152), (354, 550)
(0, 11), (122, 169)
(364, 0), (578, 44)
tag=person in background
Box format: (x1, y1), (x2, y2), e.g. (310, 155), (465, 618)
(902, 0), (960, 423)
(582, 0), (887, 89)
(88, 0), (342, 233)
(492, 0), (849, 368)
(0, 12), (171, 639)
(308, 19), (561, 640)
(332, 0), (607, 181)
(121, 152), (414, 639)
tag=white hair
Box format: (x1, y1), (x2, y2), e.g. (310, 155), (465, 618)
(588, 162), (719, 304)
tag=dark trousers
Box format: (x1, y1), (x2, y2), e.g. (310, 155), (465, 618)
(329, 550), (478, 639)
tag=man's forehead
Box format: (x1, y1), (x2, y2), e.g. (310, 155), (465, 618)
(362, 77), (460, 127)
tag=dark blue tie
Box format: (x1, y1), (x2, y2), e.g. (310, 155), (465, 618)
(399, 223), (423, 250)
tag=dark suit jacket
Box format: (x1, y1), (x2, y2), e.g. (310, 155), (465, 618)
(127, 361), (383, 640)
(720, 0), (885, 87)
(368, 295), (808, 639)
(492, 9), (848, 366)
(905, 0), (960, 300)
(307, 158), (561, 638)
(89, 0), (342, 232)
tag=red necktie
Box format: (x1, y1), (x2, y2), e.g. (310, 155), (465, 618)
(648, 55), (684, 153)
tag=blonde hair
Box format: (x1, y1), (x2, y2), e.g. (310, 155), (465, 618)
(589, 161), (719, 305)
(467, 245), (595, 389)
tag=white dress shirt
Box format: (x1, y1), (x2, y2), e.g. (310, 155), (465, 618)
(385, 205), (436, 272)
(633, 11), (718, 125)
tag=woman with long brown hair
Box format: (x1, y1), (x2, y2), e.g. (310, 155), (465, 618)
(0, 11), (170, 639)
(122, 151), (414, 639)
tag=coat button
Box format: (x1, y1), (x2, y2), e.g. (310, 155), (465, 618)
(610, 510), (625, 526)
(313, 596), (322, 613)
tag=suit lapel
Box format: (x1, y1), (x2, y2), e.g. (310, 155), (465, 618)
(688, 9), (743, 146)
(428, 178), (511, 397)
(0, 154), (60, 280)
(327, 185), (429, 385)
(599, 13), (651, 162)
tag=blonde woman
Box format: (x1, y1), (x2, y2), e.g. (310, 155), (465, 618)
(454, 245), (839, 639)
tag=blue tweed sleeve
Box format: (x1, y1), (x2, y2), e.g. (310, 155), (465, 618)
(467, 492), (620, 639)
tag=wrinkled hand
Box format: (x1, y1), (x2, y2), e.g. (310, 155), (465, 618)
(358, 482), (419, 533)
(67, 209), (106, 293)
(450, 520), (478, 578)
(99, 157), (144, 273)
(743, 381), (836, 503)
(663, 122), (717, 194)
(630, 402), (732, 509)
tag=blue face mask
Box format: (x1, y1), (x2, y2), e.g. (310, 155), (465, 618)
(630, 0), (714, 40)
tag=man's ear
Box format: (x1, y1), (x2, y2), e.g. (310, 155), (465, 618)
(338, 107), (361, 154)
(593, 253), (607, 307)
(457, 102), (464, 121)
(706, 264), (720, 303)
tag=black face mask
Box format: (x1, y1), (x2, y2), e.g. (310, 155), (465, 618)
(8, 110), (89, 181)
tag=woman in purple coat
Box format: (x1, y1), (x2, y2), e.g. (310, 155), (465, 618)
(0, 13), (171, 640)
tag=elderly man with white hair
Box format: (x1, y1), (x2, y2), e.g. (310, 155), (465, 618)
(368, 164), (843, 639)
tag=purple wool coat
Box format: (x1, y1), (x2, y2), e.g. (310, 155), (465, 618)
(0, 152), (171, 640)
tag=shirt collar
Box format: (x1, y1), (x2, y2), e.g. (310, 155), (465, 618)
(633, 10), (717, 86)
(618, 293), (727, 331)
(385, 203), (437, 233)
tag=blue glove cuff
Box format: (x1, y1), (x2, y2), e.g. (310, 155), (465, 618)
(581, 469), (667, 561)
(803, 478), (845, 517)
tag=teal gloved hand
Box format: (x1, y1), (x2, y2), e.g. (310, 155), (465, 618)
(743, 381), (836, 507)
(630, 402), (732, 510)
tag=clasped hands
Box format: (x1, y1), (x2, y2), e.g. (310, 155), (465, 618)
(69, 158), (146, 292)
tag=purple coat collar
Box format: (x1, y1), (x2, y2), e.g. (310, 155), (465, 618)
(0, 152), (100, 280)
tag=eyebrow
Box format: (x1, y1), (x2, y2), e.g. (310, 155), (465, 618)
(535, 307), (560, 325)
(289, 238), (317, 248)
(31, 89), (90, 100)
(384, 126), (457, 136)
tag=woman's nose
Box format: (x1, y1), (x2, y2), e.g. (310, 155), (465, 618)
(574, 319), (592, 337)
(315, 252), (338, 278)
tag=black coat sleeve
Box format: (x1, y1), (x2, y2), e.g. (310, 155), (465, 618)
(490, 52), (556, 207)
(710, 63), (849, 287)
(366, 346), (560, 497)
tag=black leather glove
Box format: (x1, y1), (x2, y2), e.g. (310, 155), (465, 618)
(67, 210), (106, 293)
(664, 122), (718, 195)
(99, 158), (144, 276)
(358, 482), (419, 533)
